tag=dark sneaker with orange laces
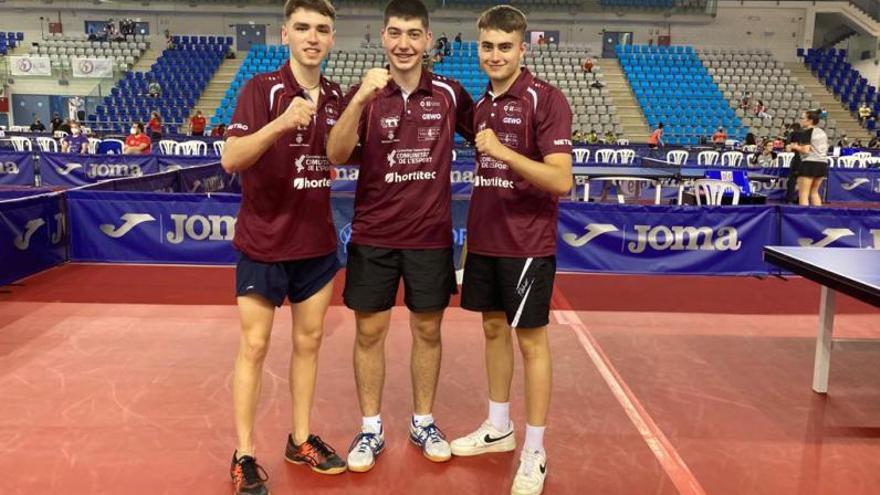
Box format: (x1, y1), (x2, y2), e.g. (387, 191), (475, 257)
(230, 452), (269, 495)
(285, 434), (347, 474)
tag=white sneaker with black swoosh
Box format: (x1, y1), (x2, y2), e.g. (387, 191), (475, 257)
(511, 449), (547, 495)
(450, 420), (516, 456)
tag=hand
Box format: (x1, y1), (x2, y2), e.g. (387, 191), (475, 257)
(280, 97), (316, 131)
(353, 68), (392, 106)
(475, 128), (509, 161)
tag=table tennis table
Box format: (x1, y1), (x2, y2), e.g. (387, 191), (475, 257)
(763, 246), (880, 393)
(571, 166), (777, 204)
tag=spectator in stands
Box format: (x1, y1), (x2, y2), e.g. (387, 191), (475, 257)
(744, 133), (757, 147)
(790, 109), (829, 206)
(190, 110), (207, 136)
(572, 129), (585, 144)
(59, 118), (72, 135)
(454, 32), (462, 47)
(50, 112), (63, 133)
(852, 138), (863, 149)
(211, 123), (227, 138)
(438, 32), (450, 56)
(836, 133), (849, 148)
(739, 91), (751, 109)
(711, 126), (727, 146)
(537, 34), (545, 45)
(148, 111), (163, 140)
(586, 129), (599, 144)
(754, 100), (772, 120)
(869, 134), (880, 149)
(772, 135), (785, 151)
(29, 118), (46, 132)
(164, 29), (174, 50)
(748, 141), (776, 168)
(148, 79), (162, 98)
(581, 57), (593, 73)
(124, 122), (152, 155)
(859, 102), (872, 124)
(648, 122), (664, 149)
(603, 130), (616, 144)
(61, 121), (89, 154)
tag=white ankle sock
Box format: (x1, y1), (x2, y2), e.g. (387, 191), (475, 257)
(362, 415), (382, 434)
(524, 424), (546, 453)
(488, 400), (511, 431)
(412, 413), (434, 427)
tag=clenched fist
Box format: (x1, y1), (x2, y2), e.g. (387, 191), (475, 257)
(475, 128), (510, 162)
(280, 97), (316, 131)
(353, 68), (392, 106)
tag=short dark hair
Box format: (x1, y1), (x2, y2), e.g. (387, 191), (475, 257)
(477, 5), (527, 40)
(384, 0), (429, 28)
(284, 0), (336, 21)
(804, 109), (821, 125)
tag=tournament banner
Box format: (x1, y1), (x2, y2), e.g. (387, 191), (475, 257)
(331, 162), (477, 195)
(157, 155), (221, 172)
(0, 193), (66, 286)
(826, 168), (880, 203)
(67, 190), (241, 264)
(71, 57), (114, 78)
(779, 205), (880, 249)
(0, 150), (35, 186)
(10, 56), (52, 76)
(38, 152), (158, 187)
(557, 203), (777, 275)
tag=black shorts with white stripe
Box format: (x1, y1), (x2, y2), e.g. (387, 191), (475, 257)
(461, 253), (556, 329)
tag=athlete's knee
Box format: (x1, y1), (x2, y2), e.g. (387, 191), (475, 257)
(411, 314), (442, 345)
(515, 328), (548, 361)
(239, 332), (271, 364)
(483, 317), (511, 342)
(356, 323), (386, 348)
(293, 323), (324, 355)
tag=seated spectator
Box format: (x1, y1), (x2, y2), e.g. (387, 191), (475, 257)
(739, 91), (752, 109)
(124, 122), (152, 155)
(868, 135), (880, 149)
(572, 129), (584, 143)
(59, 118), (72, 135)
(454, 32), (462, 47)
(772, 135), (785, 150)
(50, 113), (63, 133)
(581, 57), (593, 73)
(30, 118), (46, 132)
(754, 100), (772, 119)
(748, 141), (776, 168)
(211, 123), (227, 138)
(711, 127), (727, 145)
(148, 80), (162, 98)
(837, 134), (850, 148)
(852, 138), (863, 149)
(859, 103), (872, 124)
(148, 111), (163, 140)
(744, 133), (757, 147)
(603, 130), (616, 144)
(61, 122), (89, 154)
(586, 129), (599, 144)
(164, 29), (174, 50)
(190, 110), (207, 136)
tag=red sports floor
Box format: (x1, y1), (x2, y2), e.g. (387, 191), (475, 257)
(0, 264), (878, 495)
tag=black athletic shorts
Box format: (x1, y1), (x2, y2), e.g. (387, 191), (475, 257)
(235, 251), (340, 307)
(343, 243), (457, 313)
(461, 253), (556, 329)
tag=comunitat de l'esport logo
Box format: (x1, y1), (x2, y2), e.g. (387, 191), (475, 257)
(292, 155), (332, 190)
(383, 148), (437, 184)
(99, 212), (237, 245)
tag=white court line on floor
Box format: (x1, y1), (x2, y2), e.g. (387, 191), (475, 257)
(553, 309), (708, 495)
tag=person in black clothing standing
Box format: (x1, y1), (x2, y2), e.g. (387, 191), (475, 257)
(784, 123), (802, 204)
(50, 113), (63, 133)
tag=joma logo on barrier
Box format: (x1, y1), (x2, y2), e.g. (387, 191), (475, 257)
(563, 223), (742, 253)
(166, 214), (236, 244)
(86, 163), (143, 178)
(12, 213), (64, 250)
(798, 228), (880, 248)
(0, 161), (20, 174)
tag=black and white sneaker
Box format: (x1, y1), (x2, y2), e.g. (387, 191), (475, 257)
(511, 449), (547, 495)
(450, 420), (516, 456)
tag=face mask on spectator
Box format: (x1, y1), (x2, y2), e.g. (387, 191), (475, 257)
(130, 127), (138, 135)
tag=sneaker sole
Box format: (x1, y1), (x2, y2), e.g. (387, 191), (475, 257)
(284, 457), (347, 475)
(450, 438), (517, 457)
(408, 436), (451, 463)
